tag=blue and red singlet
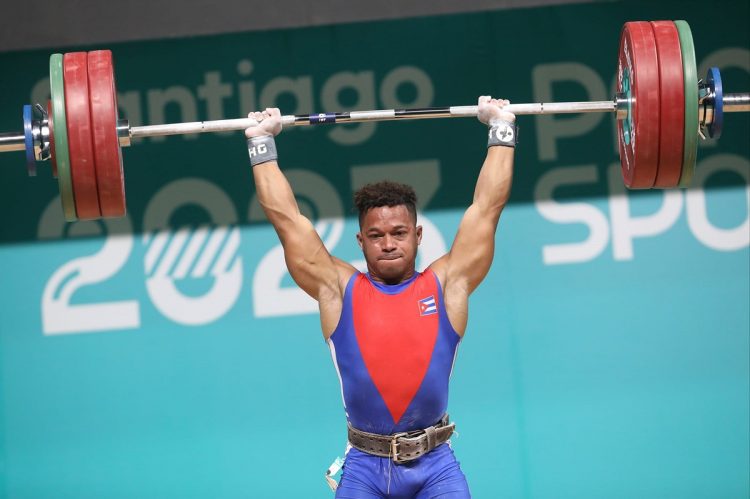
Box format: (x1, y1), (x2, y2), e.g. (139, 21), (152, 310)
(327, 270), (471, 498)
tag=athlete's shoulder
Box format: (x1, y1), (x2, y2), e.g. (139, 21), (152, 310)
(425, 257), (448, 289)
(416, 268), (441, 289)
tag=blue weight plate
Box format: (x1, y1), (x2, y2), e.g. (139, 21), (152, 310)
(707, 67), (723, 139)
(23, 104), (36, 176)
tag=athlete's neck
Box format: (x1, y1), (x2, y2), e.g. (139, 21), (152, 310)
(367, 267), (417, 285)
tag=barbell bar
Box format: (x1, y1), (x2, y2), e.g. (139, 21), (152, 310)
(0, 98), (631, 149)
(0, 20), (749, 222)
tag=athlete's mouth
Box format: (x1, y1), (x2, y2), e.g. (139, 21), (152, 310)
(378, 254), (402, 260)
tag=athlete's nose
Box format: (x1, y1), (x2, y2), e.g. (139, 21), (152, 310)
(382, 234), (396, 251)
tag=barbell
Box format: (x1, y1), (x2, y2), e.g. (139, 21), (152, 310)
(0, 20), (748, 222)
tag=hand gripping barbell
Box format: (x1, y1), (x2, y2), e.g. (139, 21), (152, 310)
(0, 20), (748, 222)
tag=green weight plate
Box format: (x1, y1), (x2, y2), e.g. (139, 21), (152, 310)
(674, 20), (698, 188)
(50, 53), (77, 221)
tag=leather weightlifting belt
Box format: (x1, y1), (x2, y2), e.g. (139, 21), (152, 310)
(347, 415), (455, 464)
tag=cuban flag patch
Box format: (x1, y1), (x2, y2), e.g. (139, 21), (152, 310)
(418, 295), (437, 316)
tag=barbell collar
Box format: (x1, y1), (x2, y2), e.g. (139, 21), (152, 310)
(117, 119), (131, 147)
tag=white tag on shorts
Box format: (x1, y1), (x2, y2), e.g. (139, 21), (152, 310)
(324, 456), (345, 491)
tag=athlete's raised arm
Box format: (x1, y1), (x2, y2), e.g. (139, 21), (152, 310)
(245, 109), (356, 323)
(429, 96), (515, 333)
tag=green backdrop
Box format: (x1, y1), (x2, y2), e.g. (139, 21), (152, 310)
(0, 1), (748, 497)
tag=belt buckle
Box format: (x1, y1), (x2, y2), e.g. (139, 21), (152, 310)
(390, 432), (409, 464)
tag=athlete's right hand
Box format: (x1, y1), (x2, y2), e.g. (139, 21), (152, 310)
(245, 108), (282, 138)
(477, 96), (515, 125)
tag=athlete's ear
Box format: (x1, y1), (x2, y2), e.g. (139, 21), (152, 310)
(356, 231), (364, 250)
(416, 225), (423, 245)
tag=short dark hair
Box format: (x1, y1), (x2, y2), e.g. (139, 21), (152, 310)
(353, 181), (417, 226)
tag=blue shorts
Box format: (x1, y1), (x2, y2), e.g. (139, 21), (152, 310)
(335, 443), (471, 498)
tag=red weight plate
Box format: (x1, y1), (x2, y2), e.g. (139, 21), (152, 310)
(651, 21), (685, 188)
(617, 22), (660, 189)
(88, 50), (126, 218)
(64, 52), (101, 219)
(47, 100), (58, 178)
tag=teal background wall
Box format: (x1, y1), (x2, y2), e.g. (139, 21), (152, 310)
(0, 1), (748, 497)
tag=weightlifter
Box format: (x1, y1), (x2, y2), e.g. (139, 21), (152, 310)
(245, 95), (516, 498)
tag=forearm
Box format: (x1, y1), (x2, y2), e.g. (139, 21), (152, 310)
(244, 108), (302, 236)
(252, 161), (302, 236)
(472, 146), (514, 218)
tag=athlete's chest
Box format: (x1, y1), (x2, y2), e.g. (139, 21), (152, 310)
(351, 273), (440, 364)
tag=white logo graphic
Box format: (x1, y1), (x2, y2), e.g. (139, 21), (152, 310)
(143, 179), (243, 326)
(495, 124), (514, 143)
(40, 216), (140, 335)
(248, 143), (268, 157)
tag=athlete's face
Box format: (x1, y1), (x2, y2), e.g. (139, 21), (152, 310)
(357, 205), (422, 284)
